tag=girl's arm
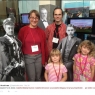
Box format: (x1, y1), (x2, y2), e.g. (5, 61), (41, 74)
(91, 65), (95, 80)
(73, 61), (76, 73)
(60, 72), (67, 82)
(44, 70), (48, 81)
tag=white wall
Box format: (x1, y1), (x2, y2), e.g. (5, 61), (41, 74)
(90, 1), (95, 10)
(39, 1), (55, 5)
(50, 1), (56, 5)
(19, 1), (39, 14)
(39, 1), (51, 5)
(19, 0), (56, 14)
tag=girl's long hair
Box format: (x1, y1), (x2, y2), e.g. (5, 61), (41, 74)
(48, 49), (63, 64)
(77, 40), (95, 57)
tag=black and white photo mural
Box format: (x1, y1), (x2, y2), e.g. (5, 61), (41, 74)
(0, 18), (25, 81)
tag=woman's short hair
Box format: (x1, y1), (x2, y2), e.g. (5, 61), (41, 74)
(3, 18), (14, 29)
(28, 10), (40, 20)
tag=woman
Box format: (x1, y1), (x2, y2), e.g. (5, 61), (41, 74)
(0, 18), (25, 81)
(18, 10), (48, 81)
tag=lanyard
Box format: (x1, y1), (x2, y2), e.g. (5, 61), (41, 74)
(79, 54), (88, 75)
(54, 30), (59, 38)
(53, 63), (60, 81)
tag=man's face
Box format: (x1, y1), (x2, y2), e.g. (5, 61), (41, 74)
(66, 26), (75, 36)
(5, 24), (14, 36)
(53, 9), (63, 23)
(41, 9), (47, 20)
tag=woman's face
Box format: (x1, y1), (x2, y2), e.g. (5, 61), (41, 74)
(5, 24), (14, 36)
(29, 12), (39, 28)
(81, 45), (90, 55)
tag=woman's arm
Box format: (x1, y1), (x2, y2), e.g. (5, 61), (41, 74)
(60, 72), (67, 82)
(44, 70), (48, 81)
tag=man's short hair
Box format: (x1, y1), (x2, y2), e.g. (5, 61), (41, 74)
(67, 24), (76, 31)
(40, 8), (47, 12)
(53, 7), (64, 16)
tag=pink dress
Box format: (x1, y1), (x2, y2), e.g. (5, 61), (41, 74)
(45, 63), (67, 82)
(73, 53), (95, 81)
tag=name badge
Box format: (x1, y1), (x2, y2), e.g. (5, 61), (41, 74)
(80, 75), (86, 81)
(31, 45), (39, 52)
(52, 37), (59, 43)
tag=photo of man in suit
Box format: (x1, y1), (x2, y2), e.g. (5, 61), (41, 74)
(57, 24), (81, 81)
(38, 8), (50, 30)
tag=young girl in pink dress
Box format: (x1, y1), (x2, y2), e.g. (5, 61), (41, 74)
(73, 40), (95, 81)
(44, 49), (67, 82)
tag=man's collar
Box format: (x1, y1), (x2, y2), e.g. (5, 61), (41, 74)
(67, 35), (74, 38)
(41, 19), (47, 22)
(53, 22), (63, 27)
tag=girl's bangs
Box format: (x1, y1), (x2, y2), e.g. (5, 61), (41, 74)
(83, 44), (92, 50)
(50, 51), (60, 56)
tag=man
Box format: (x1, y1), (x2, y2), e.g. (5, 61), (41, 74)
(38, 8), (50, 30)
(45, 7), (67, 54)
(0, 18), (25, 81)
(57, 24), (81, 81)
